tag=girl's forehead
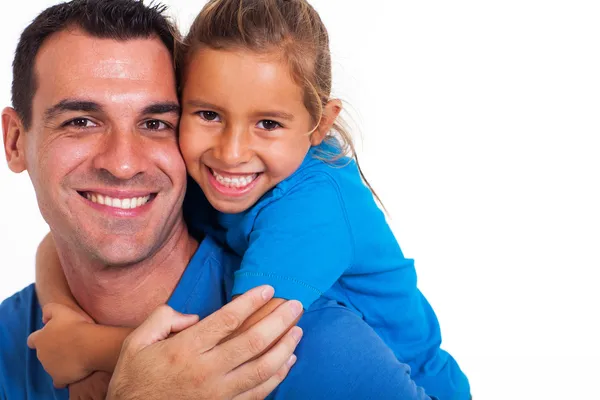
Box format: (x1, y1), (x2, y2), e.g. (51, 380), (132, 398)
(180, 47), (312, 120)
(184, 47), (301, 90)
(187, 46), (290, 69)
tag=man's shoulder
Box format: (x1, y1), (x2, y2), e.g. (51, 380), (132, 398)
(0, 284), (38, 335)
(0, 284), (51, 398)
(168, 235), (239, 316)
(270, 298), (431, 400)
(0, 284), (39, 362)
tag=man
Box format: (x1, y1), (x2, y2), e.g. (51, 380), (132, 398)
(0, 1), (432, 399)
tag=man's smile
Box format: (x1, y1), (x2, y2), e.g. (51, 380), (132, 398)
(77, 189), (158, 216)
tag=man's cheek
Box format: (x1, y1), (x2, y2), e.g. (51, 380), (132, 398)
(44, 140), (94, 179)
(154, 145), (188, 183)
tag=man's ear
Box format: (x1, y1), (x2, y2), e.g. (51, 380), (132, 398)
(2, 107), (27, 173)
(310, 99), (343, 146)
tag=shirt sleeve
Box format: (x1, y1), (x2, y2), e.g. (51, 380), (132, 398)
(232, 172), (354, 308)
(270, 300), (434, 400)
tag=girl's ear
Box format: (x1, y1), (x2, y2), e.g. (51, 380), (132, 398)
(310, 99), (342, 146)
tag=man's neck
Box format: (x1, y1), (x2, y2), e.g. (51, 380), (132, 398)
(57, 222), (198, 327)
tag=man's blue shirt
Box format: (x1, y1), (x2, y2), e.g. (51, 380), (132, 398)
(0, 235), (433, 400)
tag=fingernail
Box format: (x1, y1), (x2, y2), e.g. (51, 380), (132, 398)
(261, 285), (274, 300)
(289, 300), (303, 317)
(286, 354), (297, 367)
(291, 326), (303, 342)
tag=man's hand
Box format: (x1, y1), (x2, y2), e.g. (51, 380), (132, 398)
(107, 285), (302, 400)
(27, 303), (94, 387)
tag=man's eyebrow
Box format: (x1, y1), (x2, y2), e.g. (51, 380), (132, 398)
(142, 102), (181, 116)
(44, 99), (102, 121)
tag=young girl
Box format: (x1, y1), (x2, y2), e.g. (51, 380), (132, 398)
(29, 0), (470, 399)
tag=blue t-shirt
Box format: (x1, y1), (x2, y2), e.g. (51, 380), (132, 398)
(184, 140), (471, 400)
(0, 236), (434, 400)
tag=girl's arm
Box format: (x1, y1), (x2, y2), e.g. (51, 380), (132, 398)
(33, 234), (284, 384)
(31, 233), (132, 386)
(35, 233), (88, 317)
(229, 173), (354, 317)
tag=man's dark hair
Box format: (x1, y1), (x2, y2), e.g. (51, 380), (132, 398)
(11, 0), (178, 130)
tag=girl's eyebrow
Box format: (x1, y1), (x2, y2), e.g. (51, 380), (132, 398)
(185, 99), (225, 113)
(186, 99), (295, 121)
(251, 110), (295, 121)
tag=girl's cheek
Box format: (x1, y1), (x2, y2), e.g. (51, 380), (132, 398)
(178, 124), (200, 162)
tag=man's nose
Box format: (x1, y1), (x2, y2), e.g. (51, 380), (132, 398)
(213, 126), (253, 167)
(92, 129), (149, 181)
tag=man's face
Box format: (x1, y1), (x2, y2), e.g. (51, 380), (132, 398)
(22, 28), (186, 266)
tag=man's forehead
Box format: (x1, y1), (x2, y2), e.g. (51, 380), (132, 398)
(40, 28), (172, 66)
(32, 27), (178, 114)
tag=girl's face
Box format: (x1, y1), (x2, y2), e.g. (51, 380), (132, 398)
(180, 48), (317, 214)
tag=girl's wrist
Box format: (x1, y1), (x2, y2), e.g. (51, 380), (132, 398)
(73, 321), (101, 373)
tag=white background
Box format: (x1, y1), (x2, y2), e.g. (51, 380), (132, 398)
(1, 1), (599, 399)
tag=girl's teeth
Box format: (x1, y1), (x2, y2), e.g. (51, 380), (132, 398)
(212, 170), (257, 188)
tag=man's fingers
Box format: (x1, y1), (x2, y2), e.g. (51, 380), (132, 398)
(182, 285), (275, 350)
(124, 305), (199, 353)
(233, 355), (297, 400)
(217, 300), (302, 369)
(225, 325), (302, 394)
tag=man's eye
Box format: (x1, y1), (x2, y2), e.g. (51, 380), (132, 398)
(257, 120), (282, 131)
(65, 118), (96, 128)
(143, 120), (168, 130)
(197, 111), (221, 122)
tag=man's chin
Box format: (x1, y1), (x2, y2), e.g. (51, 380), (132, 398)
(83, 240), (159, 269)
(91, 251), (154, 269)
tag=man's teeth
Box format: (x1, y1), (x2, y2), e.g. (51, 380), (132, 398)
(85, 193), (151, 209)
(211, 170), (258, 188)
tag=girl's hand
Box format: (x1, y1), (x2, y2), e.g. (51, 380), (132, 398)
(27, 303), (95, 387)
(68, 372), (111, 400)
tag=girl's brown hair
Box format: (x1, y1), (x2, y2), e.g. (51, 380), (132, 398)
(180, 0), (383, 207)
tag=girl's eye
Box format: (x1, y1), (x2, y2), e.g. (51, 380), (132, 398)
(198, 111), (221, 122)
(257, 120), (282, 131)
(65, 118), (97, 128)
(143, 120), (168, 130)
